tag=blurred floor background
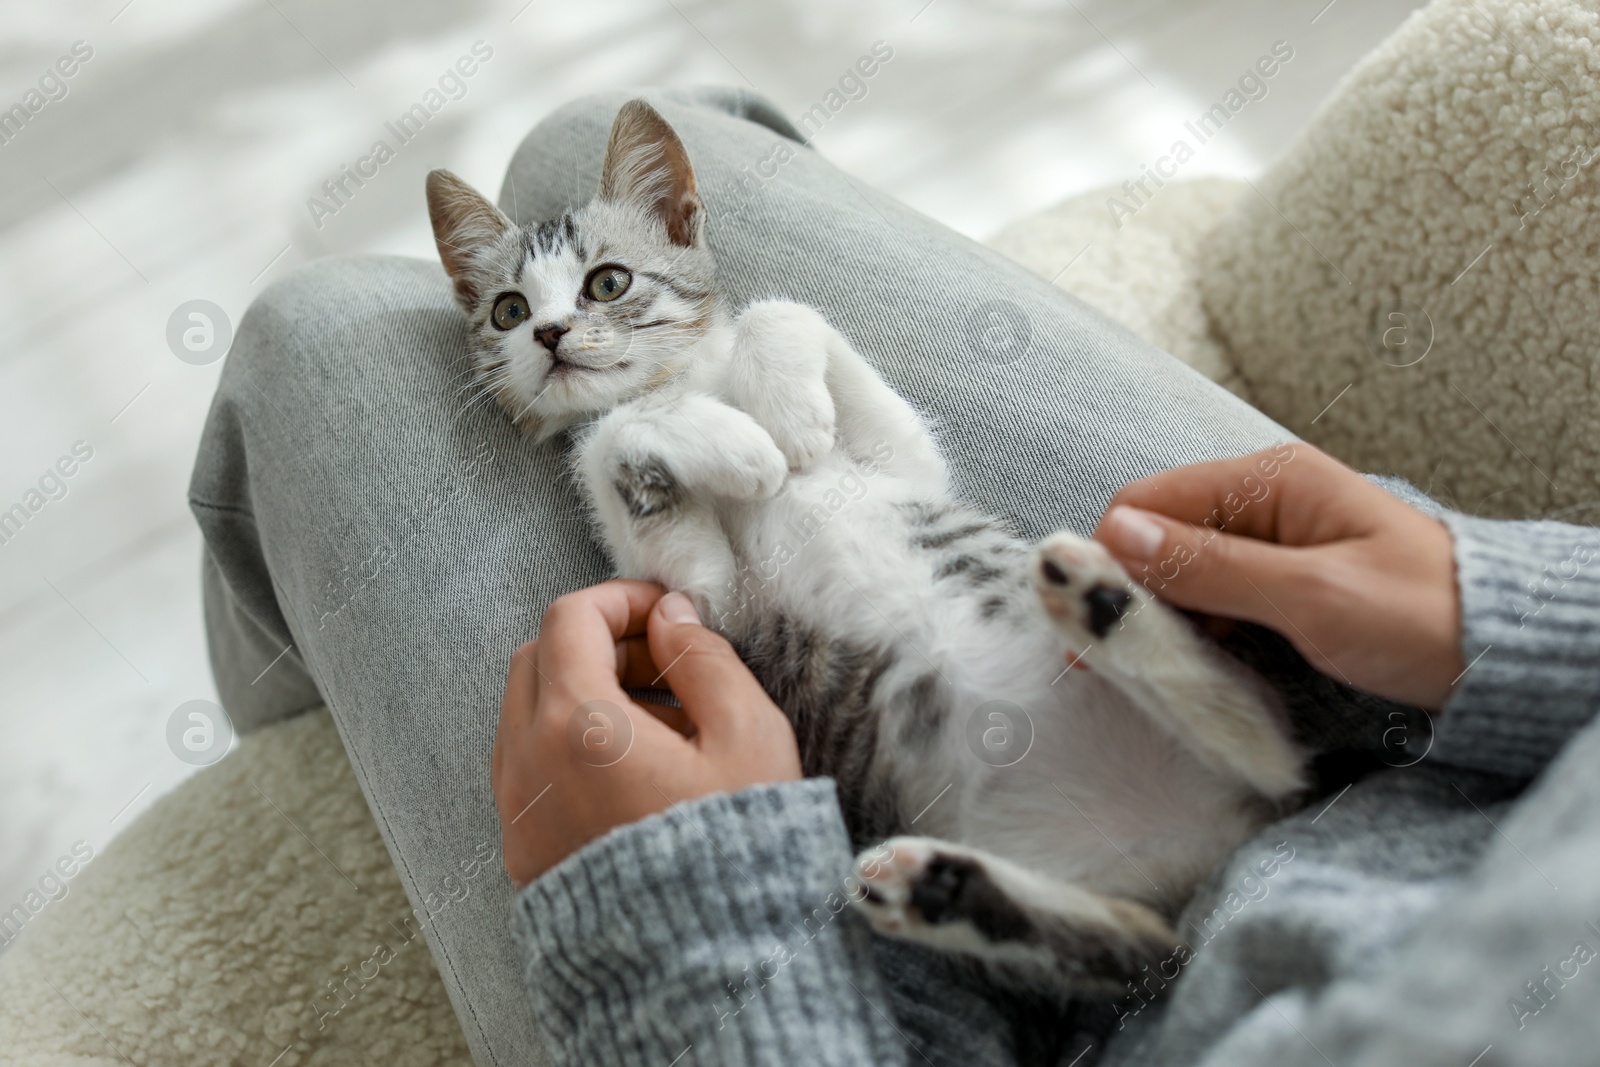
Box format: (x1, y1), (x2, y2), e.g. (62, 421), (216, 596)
(0, 0), (1423, 927)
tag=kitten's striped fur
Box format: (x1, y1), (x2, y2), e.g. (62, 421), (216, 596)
(429, 100), (1308, 999)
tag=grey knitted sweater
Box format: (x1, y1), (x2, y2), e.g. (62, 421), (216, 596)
(511, 509), (1600, 1066)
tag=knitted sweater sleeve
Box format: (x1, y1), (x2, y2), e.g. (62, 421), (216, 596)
(509, 778), (934, 1066)
(1431, 512), (1600, 777)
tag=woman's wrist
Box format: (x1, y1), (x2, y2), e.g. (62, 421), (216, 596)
(512, 778), (908, 1065)
(1428, 512), (1600, 776)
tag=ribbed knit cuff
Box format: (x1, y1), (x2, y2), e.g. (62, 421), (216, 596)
(512, 778), (910, 1067)
(1434, 513), (1600, 777)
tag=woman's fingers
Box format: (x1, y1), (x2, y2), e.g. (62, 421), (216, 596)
(1105, 446), (1295, 543)
(501, 639), (541, 716)
(617, 640), (696, 732)
(1097, 504), (1316, 626)
(1106, 443), (1367, 547)
(1097, 443), (1467, 710)
(614, 635), (658, 686)
(645, 594), (768, 734)
(645, 593), (798, 763)
(1097, 442), (1392, 624)
(534, 580), (665, 699)
(497, 582), (805, 884)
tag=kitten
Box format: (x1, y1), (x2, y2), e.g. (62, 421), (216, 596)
(427, 100), (1307, 997)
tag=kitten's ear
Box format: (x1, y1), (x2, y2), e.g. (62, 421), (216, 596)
(426, 169), (513, 307)
(597, 100), (702, 247)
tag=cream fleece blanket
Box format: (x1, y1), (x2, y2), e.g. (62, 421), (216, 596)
(996, 0), (1600, 520)
(0, 708), (470, 1066)
(989, 177), (1250, 394)
(5, 0), (1596, 1061)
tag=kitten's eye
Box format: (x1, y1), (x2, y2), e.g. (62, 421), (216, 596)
(586, 266), (632, 302)
(492, 293), (529, 331)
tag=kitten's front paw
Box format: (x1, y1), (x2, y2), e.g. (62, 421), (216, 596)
(769, 390), (836, 473)
(732, 302), (837, 473)
(703, 424), (789, 501)
(632, 395), (789, 502)
(1033, 533), (1141, 659)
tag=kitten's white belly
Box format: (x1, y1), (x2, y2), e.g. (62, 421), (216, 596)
(958, 679), (1268, 908)
(721, 456), (1264, 911)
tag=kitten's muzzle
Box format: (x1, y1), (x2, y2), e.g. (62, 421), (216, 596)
(534, 323), (569, 353)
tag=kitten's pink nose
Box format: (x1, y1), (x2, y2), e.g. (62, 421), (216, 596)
(534, 324), (569, 353)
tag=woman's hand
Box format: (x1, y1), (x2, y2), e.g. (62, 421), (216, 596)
(1092, 443), (1465, 711)
(493, 580), (802, 887)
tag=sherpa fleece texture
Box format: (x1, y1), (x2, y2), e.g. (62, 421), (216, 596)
(1202, 0), (1600, 519)
(991, 0), (1600, 521)
(988, 177), (1249, 394)
(0, 708), (470, 1067)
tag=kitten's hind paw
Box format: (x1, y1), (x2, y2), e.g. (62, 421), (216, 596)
(851, 837), (1179, 996)
(1033, 533), (1141, 658)
(854, 837), (1043, 949)
(1033, 530), (1308, 799)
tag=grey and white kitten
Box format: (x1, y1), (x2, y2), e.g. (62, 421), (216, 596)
(427, 100), (1307, 998)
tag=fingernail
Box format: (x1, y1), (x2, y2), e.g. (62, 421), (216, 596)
(1102, 506), (1166, 561)
(658, 591), (702, 626)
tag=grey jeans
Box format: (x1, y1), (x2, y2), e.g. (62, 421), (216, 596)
(188, 87), (1286, 1065)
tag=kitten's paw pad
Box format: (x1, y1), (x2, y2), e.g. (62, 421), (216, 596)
(853, 839), (998, 938)
(853, 838), (936, 934)
(1034, 534), (1139, 649)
